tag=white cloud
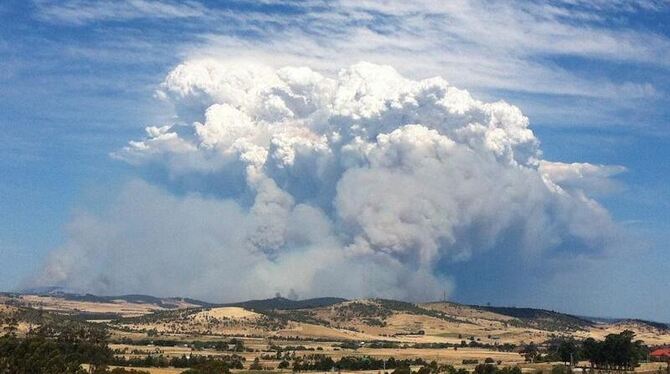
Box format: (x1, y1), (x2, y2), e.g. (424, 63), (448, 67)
(540, 160), (627, 196)
(34, 0), (206, 25)
(34, 0), (670, 99)
(36, 61), (626, 301)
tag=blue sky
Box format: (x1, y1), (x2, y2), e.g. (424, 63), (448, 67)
(1, 0), (669, 320)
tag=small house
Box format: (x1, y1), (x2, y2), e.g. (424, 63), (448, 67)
(651, 347), (670, 360)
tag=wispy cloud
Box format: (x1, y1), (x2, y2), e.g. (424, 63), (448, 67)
(196, 1), (670, 106)
(34, 0), (207, 25)
(31, 1), (670, 104)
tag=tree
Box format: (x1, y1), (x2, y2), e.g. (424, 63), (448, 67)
(392, 366), (411, 374)
(499, 367), (522, 374)
(417, 366), (432, 374)
(2, 318), (18, 337)
(557, 339), (580, 365)
(182, 360), (231, 374)
(523, 343), (539, 363)
(581, 330), (648, 370)
(230, 338), (245, 352)
(109, 369), (150, 374)
(0, 319), (116, 374)
(582, 338), (600, 367)
(250, 357), (264, 370)
(0, 334), (87, 374)
(474, 364), (497, 374)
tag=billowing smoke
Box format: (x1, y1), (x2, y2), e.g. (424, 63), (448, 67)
(35, 61), (623, 302)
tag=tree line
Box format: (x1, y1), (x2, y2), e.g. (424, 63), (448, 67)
(0, 316), (652, 374)
(521, 330), (649, 370)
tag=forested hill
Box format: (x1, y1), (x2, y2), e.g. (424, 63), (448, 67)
(225, 296), (347, 311)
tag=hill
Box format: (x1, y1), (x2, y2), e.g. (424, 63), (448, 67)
(620, 319), (668, 331)
(226, 296), (346, 311)
(3, 292), (209, 318)
(472, 305), (594, 330)
(2, 292), (669, 346)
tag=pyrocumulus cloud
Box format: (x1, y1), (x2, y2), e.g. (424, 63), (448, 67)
(36, 61), (623, 302)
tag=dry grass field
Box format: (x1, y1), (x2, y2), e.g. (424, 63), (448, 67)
(15, 294), (202, 317)
(3, 294), (670, 374)
(6, 294), (669, 346)
(195, 307), (262, 320)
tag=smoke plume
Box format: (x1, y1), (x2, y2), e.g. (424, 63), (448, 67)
(35, 61), (623, 301)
